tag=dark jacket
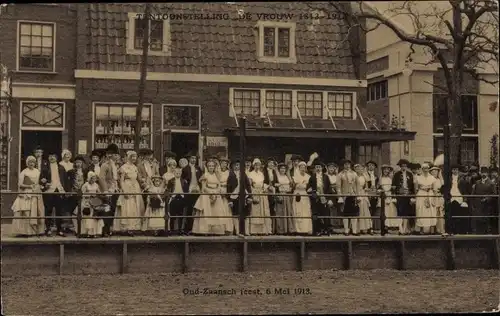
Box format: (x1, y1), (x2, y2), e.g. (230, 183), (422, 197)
(39, 162), (68, 192)
(181, 164), (203, 187)
(66, 168), (88, 192)
(226, 170), (252, 200)
(391, 170), (416, 196)
(308, 172), (333, 202)
(263, 168), (278, 186)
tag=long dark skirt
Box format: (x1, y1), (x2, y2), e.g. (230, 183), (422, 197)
(342, 197), (359, 217)
(274, 196), (294, 234)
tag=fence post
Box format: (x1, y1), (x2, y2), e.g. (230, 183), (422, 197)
(380, 190), (386, 236)
(238, 116), (247, 236)
(164, 192), (170, 235)
(76, 191), (82, 238)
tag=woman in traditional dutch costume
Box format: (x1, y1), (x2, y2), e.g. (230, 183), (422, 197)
(162, 158), (177, 184)
(430, 166), (445, 234)
(274, 163), (295, 234)
(143, 175), (166, 235)
(114, 151), (145, 235)
(11, 156), (45, 236)
(78, 171), (103, 237)
(59, 149), (74, 172)
(415, 163), (437, 234)
(378, 164), (401, 230)
(192, 161), (232, 235)
(246, 158), (273, 235)
(217, 158), (234, 234)
(291, 161), (313, 235)
(355, 164), (373, 234)
(338, 159), (360, 235)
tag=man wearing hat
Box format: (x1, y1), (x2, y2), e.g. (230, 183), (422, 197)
(308, 158), (334, 235)
(391, 159), (416, 235)
(65, 155), (87, 233)
(98, 144), (120, 236)
(365, 160), (380, 231)
(88, 150), (102, 176)
(337, 159), (360, 235)
(470, 166), (496, 234)
(264, 157), (278, 231)
(181, 151), (203, 234)
(33, 145), (48, 171)
(137, 148), (160, 189)
(39, 150), (68, 237)
(227, 158), (252, 235)
(244, 157), (253, 175)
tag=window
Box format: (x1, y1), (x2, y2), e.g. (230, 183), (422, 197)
(17, 22), (55, 72)
(265, 90), (292, 116)
(94, 103), (152, 150)
(358, 144), (380, 165)
(433, 94), (478, 133)
(0, 104), (9, 189)
(367, 80), (388, 101)
(297, 91), (323, 118)
(127, 13), (171, 56)
(163, 105), (200, 131)
(134, 18), (163, 51)
(257, 21), (296, 63)
(21, 102), (64, 128)
(327, 92), (353, 118)
(433, 136), (478, 166)
(232, 89), (260, 116)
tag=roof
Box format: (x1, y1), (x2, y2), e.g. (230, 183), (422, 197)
(81, 3), (358, 79)
(225, 127), (416, 142)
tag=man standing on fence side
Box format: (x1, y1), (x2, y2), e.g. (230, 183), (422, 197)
(99, 144), (120, 237)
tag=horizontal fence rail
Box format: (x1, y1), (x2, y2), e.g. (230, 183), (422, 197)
(1, 190), (499, 238)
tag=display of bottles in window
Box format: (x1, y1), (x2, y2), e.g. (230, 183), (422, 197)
(0, 105), (9, 189)
(94, 105), (151, 150)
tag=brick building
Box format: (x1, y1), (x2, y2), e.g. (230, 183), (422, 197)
(1, 3), (415, 201)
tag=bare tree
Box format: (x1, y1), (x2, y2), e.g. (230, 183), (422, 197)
(310, 0), (498, 167)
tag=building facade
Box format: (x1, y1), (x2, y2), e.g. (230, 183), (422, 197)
(1, 3), (416, 202)
(365, 2), (499, 166)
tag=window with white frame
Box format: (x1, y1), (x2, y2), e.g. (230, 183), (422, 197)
(367, 80), (388, 101)
(127, 13), (171, 56)
(18, 22), (55, 72)
(232, 89), (261, 116)
(297, 91), (323, 118)
(265, 90), (292, 116)
(327, 92), (353, 118)
(358, 144), (380, 165)
(256, 21), (296, 63)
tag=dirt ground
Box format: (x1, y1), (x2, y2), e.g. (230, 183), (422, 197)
(1, 270), (499, 315)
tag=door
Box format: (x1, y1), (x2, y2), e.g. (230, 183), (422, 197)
(170, 132), (199, 160)
(21, 131), (62, 169)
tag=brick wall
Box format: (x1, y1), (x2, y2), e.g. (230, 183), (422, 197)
(0, 4), (77, 84)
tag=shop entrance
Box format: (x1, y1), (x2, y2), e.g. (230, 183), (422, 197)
(166, 132), (199, 160)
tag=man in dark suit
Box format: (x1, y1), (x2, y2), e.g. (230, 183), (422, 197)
(165, 167), (189, 235)
(181, 151), (203, 234)
(98, 144), (120, 237)
(227, 159), (252, 235)
(391, 159), (416, 235)
(471, 167), (497, 234)
(40, 151), (68, 236)
(66, 155), (87, 234)
(33, 145), (48, 171)
(263, 157), (278, 232)
(447, 164), (471, 234)
(308, 158), (334, 235)
(365, 160), (379, 231)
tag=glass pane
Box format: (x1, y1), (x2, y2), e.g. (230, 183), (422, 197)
(298, 93), (305, 101)
(42, 37), (52, 47)
(31, 25), (42, 36)
(32, 37), (42, 47)
(95, 106), (108, 120)
(20, 36), (31, 46)
(20, 47), (31, 56)
(142, 107), (150, 120)
(20, 24), (31, 35)
(109, 106), (122, 120)
(314, 93), (322, 101)
(31, 47), (42, 55)
(41, 48), (52, 56)
(123, 107), (135, 118)
(42, 25), (52, 36)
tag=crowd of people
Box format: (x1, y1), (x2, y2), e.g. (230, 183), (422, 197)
(9, 143), (499, 238)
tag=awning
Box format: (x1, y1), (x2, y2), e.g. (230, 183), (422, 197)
(224, 127), (416, 142)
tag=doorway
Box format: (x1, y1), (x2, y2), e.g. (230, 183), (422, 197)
(170, 132), (199, 160)
(21, 131), (62, 169)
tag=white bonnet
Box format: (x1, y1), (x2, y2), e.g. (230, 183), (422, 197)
(252, 158), (262, 165)
(87, 171), (97, 179)
(61, 149), (71, 158)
